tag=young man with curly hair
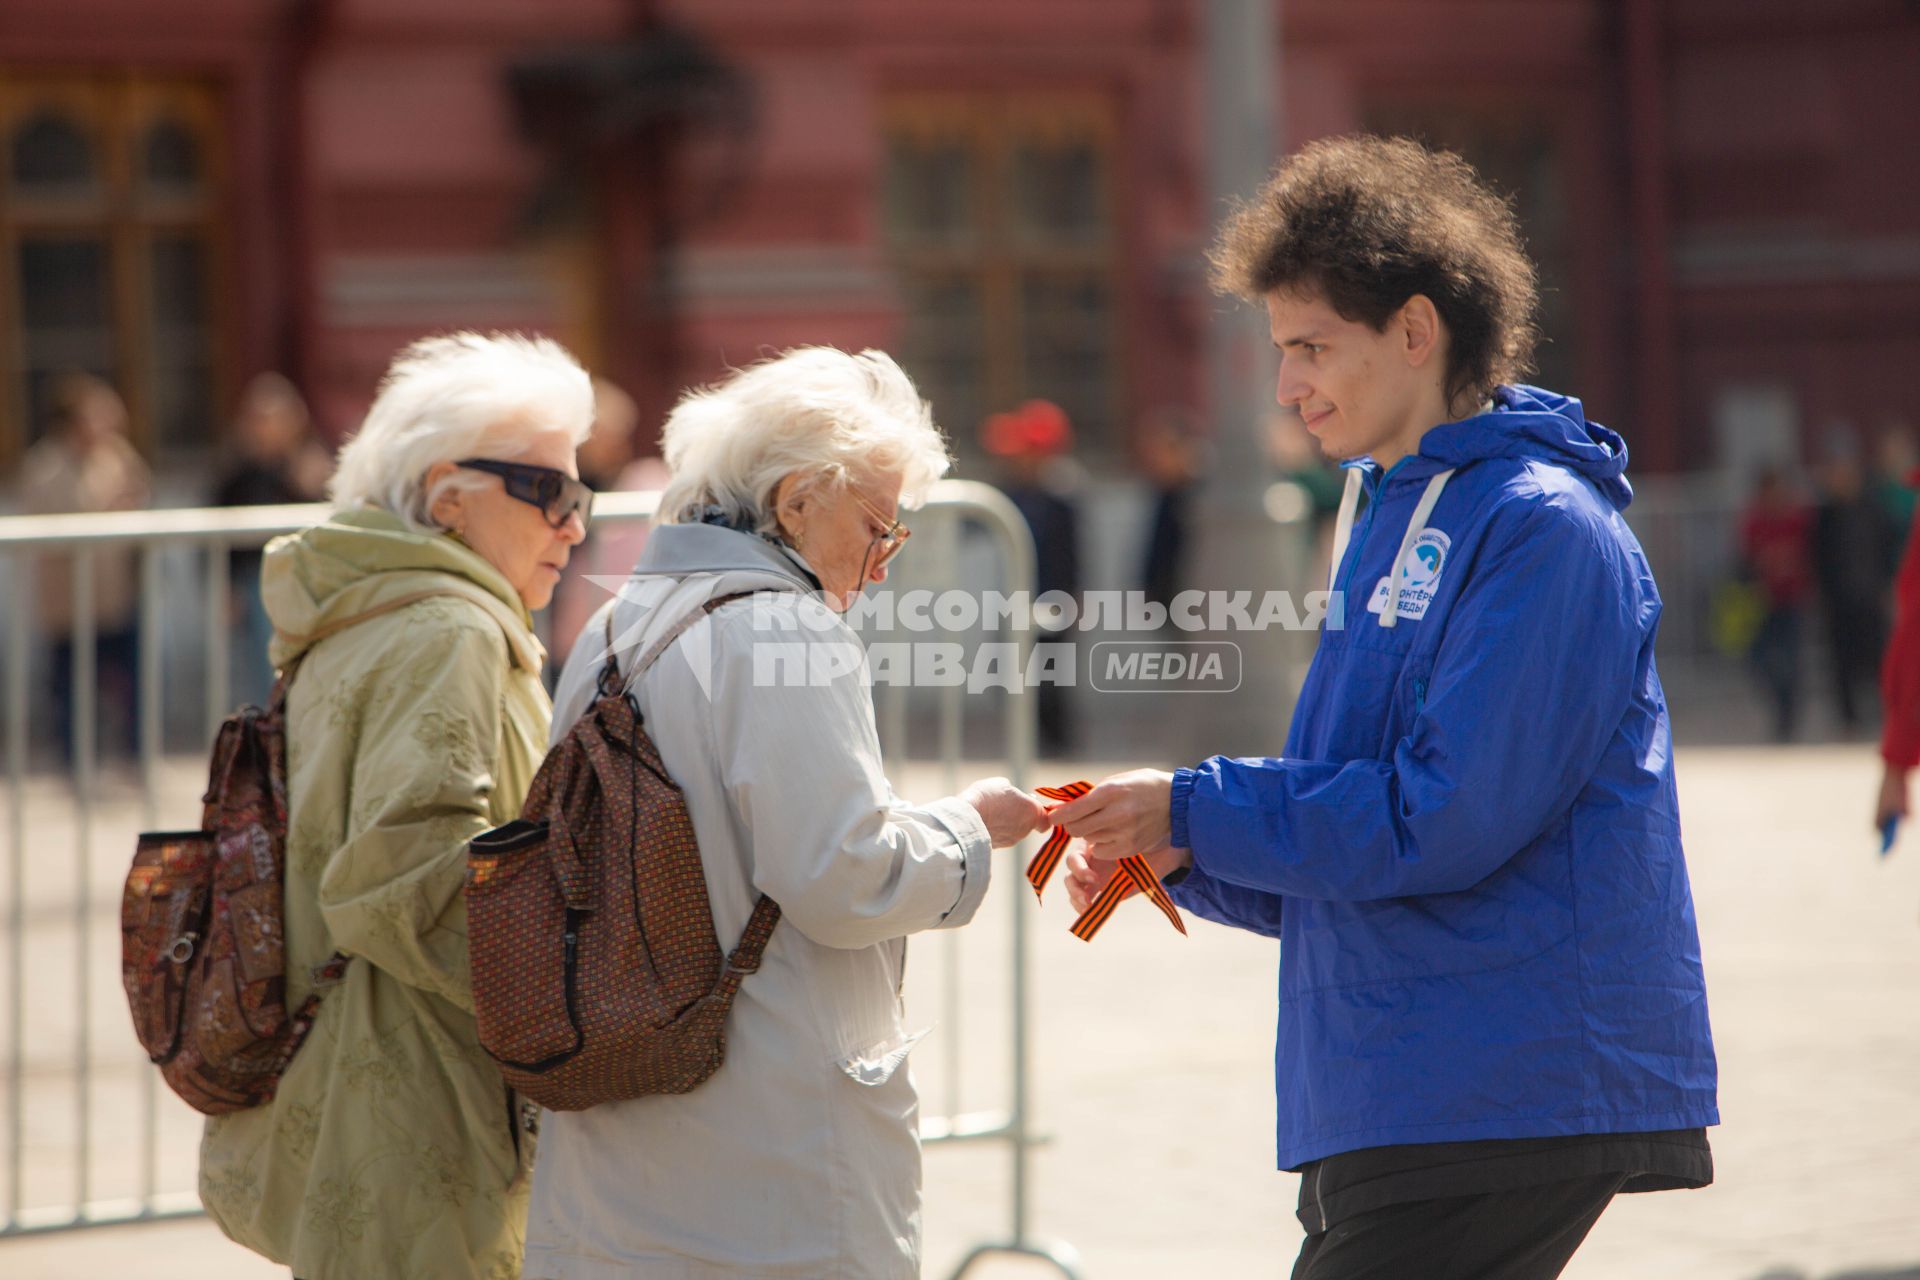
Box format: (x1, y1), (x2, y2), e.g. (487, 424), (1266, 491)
(1055, 135), (1718, 1279)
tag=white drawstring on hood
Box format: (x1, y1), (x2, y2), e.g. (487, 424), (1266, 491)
(1328, 466), (1456, 630)
(1328, 467), (1364, 595)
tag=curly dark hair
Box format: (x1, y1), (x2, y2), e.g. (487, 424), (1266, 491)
(1209, 134), (1540, 405)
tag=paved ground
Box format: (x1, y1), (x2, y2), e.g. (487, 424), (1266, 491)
(4, 742), (1920, 1279)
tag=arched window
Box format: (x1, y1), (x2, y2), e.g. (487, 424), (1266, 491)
(141, 118), (203, 199)
(9, 110), (99, 198)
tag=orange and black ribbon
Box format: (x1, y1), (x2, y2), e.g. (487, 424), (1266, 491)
(1029, 780), (1187, 942)
(1026, 781), (1089, 900)
(1069, 852), (1186, 941)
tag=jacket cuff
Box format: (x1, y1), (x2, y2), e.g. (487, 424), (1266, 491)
(923, 795), (993, 929)
(1170, 767), (1198, 851)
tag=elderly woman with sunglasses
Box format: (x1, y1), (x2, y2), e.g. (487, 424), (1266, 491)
(198, 332), (594, 1280)
(522, 347), (1051, 1280)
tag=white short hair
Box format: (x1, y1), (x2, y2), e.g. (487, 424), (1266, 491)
(329, 331), (594, 531)
(656, 347), (951, 532)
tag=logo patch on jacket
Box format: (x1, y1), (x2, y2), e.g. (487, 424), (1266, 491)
(1367, 529), (1451, 622)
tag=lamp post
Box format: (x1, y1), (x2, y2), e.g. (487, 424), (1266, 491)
(1190, 0), (1302, 758)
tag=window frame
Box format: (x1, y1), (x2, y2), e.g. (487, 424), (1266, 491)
(0, 73), (229, 471)
(882, 92), (1126, 461)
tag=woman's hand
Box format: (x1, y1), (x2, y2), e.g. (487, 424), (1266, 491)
(959, 777), (1053, 849)
(1064, 842), (1192, 914)
(1875, 763), (1909, 833)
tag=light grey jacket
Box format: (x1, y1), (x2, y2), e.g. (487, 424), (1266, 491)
(523, 523), (991, 1280)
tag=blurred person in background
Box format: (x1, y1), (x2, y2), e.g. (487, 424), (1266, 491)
(1265, 405), (1349, 585)
(1137, 405), (1204, 614)
(984, 398), (1082, 756)
(1739, 464), (1815, 741)
(1872, 449), (1920, 841)
(211, 372), (334, 706)
(1871, 418), (1918, 545)
(524, 347), (1049, 1280)
(1054, 135), (1716, 1280)
(548, 376), (669, 663)
(1810, 441), (1897, 734)
(574, 374), (639, 491)
(20, 372), (151, 763)
(1866, 418), (1912, 545)
(197, 332), (592, 1280)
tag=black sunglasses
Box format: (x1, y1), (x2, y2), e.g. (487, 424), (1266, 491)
(455, 458), (594, 532)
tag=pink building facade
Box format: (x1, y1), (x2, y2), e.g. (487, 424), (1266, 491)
(2, 0), (1916, 477)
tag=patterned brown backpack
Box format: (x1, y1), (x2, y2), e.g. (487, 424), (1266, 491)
(465, 592), (781, 1112)
(120, 590), (460, 1114)
(119, 673), (347, 1114)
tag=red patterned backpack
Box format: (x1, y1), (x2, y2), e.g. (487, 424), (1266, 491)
(465, 593), (781, 1111)
(120, 590), (457, 1114)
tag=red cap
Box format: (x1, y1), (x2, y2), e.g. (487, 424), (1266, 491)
(982, 399), (1074, 458)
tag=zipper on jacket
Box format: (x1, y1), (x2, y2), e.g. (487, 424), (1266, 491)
(1413, 677), (1428, 711)
(1336, 482), (1379, 603)
(1316, 1160), (1329, 1233)
(1335, 459), (1408, 606)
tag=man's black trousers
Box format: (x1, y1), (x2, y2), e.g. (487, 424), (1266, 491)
(1290, 1172), (1626, 1280)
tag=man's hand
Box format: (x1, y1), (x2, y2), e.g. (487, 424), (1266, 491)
(1046, 768), (1177, 863)
(959, 776), (1053, 849)
(1875, 763), (1909, 833)
(1064, 842), (1191, 914)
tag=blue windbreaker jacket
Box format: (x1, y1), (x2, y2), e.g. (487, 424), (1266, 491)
(1169, 385), (1719, 1170)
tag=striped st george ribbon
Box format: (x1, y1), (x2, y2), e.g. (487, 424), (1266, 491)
(1029, 781), (1187, 942)
(1025, 781), (1090, 900)
(1068, 851), (1186, 941)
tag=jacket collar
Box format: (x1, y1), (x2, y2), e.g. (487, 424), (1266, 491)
(633, 521), (823, 594)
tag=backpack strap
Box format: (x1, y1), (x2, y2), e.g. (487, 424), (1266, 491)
(601, 589), (788, 986)
(717, 894), (783, 996)
(598, 589), (767, 698)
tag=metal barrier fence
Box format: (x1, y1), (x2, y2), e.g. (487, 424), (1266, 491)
(0, 481), (1079, 1276)
(1620, 479), (1744, 667)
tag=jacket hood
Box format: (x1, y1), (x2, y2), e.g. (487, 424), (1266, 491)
(549, 521), (819, 743)
(1329, 386), (1634, 633)
(605, 521), (822, 654)
(261, 505), (543, 672)
(1410, 384), (1633, 512)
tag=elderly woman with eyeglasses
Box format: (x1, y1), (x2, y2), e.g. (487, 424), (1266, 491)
(198, 332), (593, 1280)
(522, 348), (1051, 1280)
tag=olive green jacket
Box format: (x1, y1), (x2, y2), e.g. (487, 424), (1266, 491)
(199, 507), (550, 1280)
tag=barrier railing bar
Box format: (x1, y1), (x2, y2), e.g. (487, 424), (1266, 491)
(71, 550), (96, 1212)
(917, 1111), (1015, 1143)
(935, 483), (1080, 1279)
(6, 552), (29, 1224)
(138, 546), (164, 1211)
(0, 504), (337, 548)
(202, 544), (228, 746)
(5, 1194), (205, 1237)
(935, 508), (965, 1124)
